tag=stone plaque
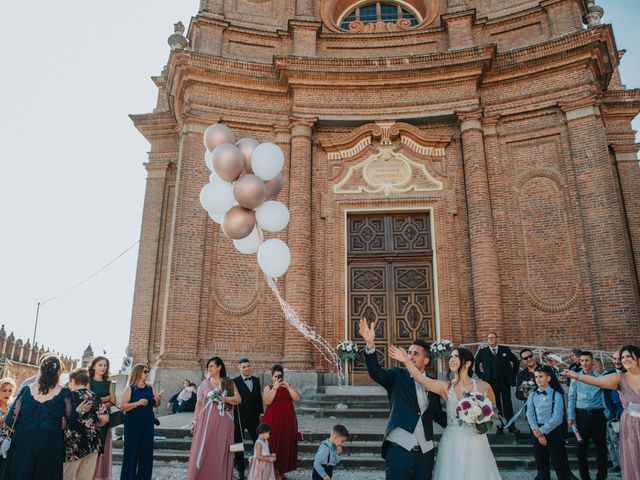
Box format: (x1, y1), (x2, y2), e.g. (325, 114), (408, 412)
(363, 155), (412, 188)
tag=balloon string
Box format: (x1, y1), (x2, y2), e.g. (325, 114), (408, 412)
(265, 276), (344, 387)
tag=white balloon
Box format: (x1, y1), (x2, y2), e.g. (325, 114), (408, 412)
(208, 211), (223, 224)
(256, 201), (290, 233)
(258, 239), (291, 278)
(199, 181), (235, 215)
(251, 143), (284, 181)
(209, 172), (217, 183)
(204, 151), (213, 171)
(233, 227), (261, 254)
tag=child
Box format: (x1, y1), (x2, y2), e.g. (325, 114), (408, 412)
(64, 368), (110, 480)
(312, 424), (349, 480)
(247, 423), (276, 480)
(526, 365), (577, 480)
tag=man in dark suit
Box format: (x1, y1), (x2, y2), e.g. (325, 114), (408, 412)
(233, 357), (263, 480)
(359, 319), (447, 480)
(474, 332), (520, 433)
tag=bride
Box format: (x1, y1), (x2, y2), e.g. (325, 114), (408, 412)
(389, 345), (502, 479)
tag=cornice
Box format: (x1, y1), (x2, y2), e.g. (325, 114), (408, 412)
(129, 111), (179, 139)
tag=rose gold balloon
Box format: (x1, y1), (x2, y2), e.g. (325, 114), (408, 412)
(222, 205), (256, 240)
(204, 124), (235, 152)
(212, 144), (244, 182)
(235, 138), (259, 173)
(264, 174), (284, 200)
(234, 174), (266, 210)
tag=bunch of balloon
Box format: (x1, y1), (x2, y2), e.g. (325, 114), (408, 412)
(199, 124), (292, 278)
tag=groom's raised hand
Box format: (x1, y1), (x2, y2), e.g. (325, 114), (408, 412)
(358, 317), (377, 349)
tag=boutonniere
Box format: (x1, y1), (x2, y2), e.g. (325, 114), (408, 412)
(502, 353), (507, 357)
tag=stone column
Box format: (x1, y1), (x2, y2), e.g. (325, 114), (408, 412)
(129, 161), (170, 365)
(442, 1), (474, 51)
(458, 110), (504, 338)
(561, 100), (639, 345)
(284, 117), (316, 370)
(290, 21), (322, 57)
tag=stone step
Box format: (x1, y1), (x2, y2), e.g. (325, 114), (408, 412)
(298, 407), (390, 418)
(299, 399), (390, 409)
(310, 394), (388, 403)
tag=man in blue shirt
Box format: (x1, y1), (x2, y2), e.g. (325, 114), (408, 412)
(526, 366), (578, 480)
(567, 351), (608, 480)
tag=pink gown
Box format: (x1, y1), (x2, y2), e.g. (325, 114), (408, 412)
(247, 438), (276, 480)
(618, 373), (640, 480)
(187, 379), (235, 480)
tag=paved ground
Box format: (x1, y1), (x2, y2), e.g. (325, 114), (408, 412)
(113, 463), (621, 480)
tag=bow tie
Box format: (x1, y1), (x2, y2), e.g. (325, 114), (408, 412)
(243, 377), (252, 382)
(535, 390), (547, 396)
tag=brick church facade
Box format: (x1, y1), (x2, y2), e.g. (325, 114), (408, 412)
(129, 0), (640, 386)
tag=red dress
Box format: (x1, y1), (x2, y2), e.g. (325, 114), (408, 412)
(261, 386), (298, 474)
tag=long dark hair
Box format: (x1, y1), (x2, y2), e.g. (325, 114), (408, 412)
(88, 356), (110, 382)
(620, 345), (640, 369)
(451, 348), (474, 378)
(206, 356), (227, 378)
(38, 354), (62, 395)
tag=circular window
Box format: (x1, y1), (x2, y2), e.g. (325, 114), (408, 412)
(340, 2), (421, 31)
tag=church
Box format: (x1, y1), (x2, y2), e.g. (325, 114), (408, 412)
(128, 0), (640, 388)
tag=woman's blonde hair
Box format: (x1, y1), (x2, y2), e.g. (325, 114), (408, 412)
(0, 377), (16, 392)
(127, 364), (149, 387)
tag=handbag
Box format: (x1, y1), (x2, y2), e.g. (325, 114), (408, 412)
(1, 388), (24, 458)
(229, 404), (245, 453)
(108, 408), (124, 428)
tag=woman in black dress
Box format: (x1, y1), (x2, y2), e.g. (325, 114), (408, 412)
(0, 354), (81, 480)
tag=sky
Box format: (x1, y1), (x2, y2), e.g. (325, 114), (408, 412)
(0, 1), (638, 367)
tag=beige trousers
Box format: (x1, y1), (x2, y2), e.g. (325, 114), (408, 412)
(63, 451), (99, 480)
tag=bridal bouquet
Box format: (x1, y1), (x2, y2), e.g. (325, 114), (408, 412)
(207, 388), (226, 415)
(455, 391), (496, 434)
(518, 380), (536, 395)
(337, 340), (358, 361)
(430, 340), (454, 360)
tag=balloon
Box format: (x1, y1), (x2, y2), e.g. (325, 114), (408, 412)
(236, 138), (259, 173)
(258, 239), (291, 278)
(209, 211), (223, 224)
(209, 172), (217, 183)
(204, 124), (235, 152)
(204, 151), (213, 171)
(264, 174), (283, 200)
(233, 227), (261, 254)
(233, 174), (266, 210)
(256, 201), (290, 232)
(212, 144), (244, 182)
(200, 181), (235, 215)
(251, 143), (284, 181)
(222, 205), (256, 240)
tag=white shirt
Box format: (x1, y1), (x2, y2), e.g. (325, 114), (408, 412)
(242, 376), (253, 392)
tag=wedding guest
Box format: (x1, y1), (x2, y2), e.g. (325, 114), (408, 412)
(63, 368), (109, 480)
(234, 357), (263, 480)
(0, 355), (78, 480)
(0, 378), (16, 468)
(89, 356), (117, 480)
(167, 379), (196, 414)
(474, 332), (521, 433)
(526, 366), (578, 480)
(516, 348), (542, 401)
(603, 350), (624, 474)
(262, 365), (301, 480)
(247, 423), (276, 480)
(567, 351), (607, 480)
(187, 356), (241, 480)
(566, 349), (582, 386)
(564, 345), (640, 480)
(119, 364), (161, 480)
(594, 359), (605, 375)
(312, 424), (349, 480)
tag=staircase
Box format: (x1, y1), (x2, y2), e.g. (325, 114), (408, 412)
(113, 386), (586, 473)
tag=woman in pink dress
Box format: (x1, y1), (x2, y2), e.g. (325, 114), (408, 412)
(563, 344), (640, 480)
(187, 357), (241, 480)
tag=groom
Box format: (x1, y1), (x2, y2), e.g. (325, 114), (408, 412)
(359, 318), (447, 480)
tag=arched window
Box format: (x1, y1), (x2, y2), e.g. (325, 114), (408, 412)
(340, 1), (421, 31)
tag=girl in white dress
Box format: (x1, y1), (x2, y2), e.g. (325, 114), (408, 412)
(389, 346), (502, 479)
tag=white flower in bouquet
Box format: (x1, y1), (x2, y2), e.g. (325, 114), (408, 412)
(455, 391), (496, 434)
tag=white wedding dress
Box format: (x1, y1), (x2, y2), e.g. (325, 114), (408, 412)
(433, 379), (502, 479)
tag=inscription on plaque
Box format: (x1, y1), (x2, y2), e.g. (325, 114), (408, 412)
(364, 156), (412, 187)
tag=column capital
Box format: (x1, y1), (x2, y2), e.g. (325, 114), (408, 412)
(274, 123), (292, 144)
(289, 116), (317, 138)
(559, 94), (602, 121)
(482, 115), (501, 136)
(457, 108), (483, 133)
(144, 161), (170, 178)
(610, 143), (640, 163)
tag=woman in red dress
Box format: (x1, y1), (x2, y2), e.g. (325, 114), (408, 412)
(261, 365), (301, 479)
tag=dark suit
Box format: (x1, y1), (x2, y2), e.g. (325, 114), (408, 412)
(365, 349), (447, 480)
(233, 375), (263, 478)
(475, 345), (520, 424)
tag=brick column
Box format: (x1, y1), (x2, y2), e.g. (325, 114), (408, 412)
(129, 161), (170, 365)
(458, 110), (504, 338)
(561, 101), (639, 345)
(612, 144), (640, 286)
(284, 117), (316, 370)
